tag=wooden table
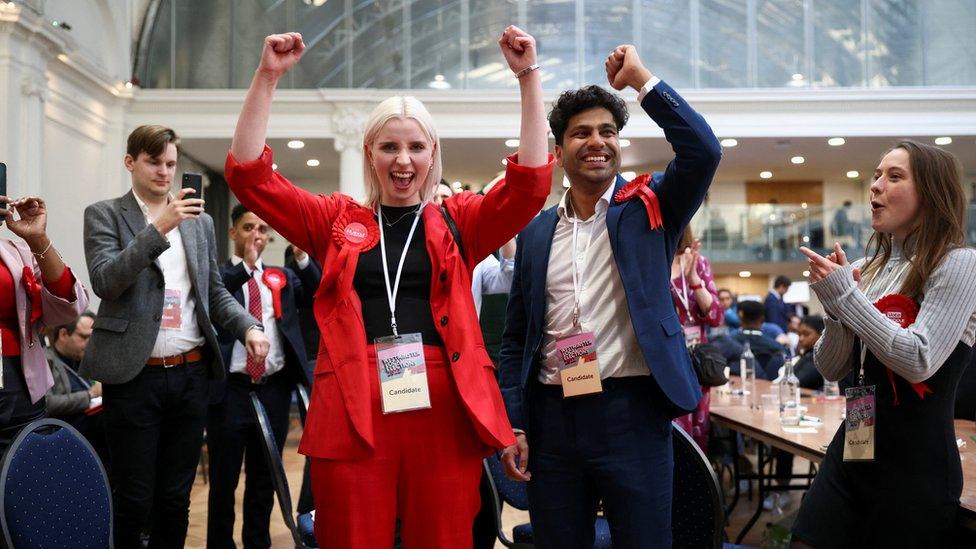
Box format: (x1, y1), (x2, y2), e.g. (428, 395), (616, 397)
(709, 378), (976, 540)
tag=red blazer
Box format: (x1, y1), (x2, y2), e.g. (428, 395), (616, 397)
(226, 146), (554, 459)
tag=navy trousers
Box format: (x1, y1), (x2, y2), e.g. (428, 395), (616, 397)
(527, 377), (673, 549)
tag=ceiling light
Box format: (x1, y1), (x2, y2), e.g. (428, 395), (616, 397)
(934, 136), (952, 145)
(306, 159), (320, 167)
(827, 137), (845, 146)
(272, 163), (278, 170)
(501, 158), (508, 166)
(619, 139), (631, 148)
(738, 271), (752, 278)
(428, 74), (451, 90)
(124, 81), (133, 89)
(802, 270), (810, 277)
(791, 73), (804, 81)
(57, 54), (68, 62)
(720, 138), (738, 148)
(791, 156), (805, 164)
(287, 140), (305, 150)
(847, 170), (859, 178)
(504, 139), (519, 148)
(801, 202), (808, 209)
(760, 171), (772, 179)
(620, 171), (637, 180)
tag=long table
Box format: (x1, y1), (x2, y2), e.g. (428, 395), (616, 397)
(709, 378), (976, 540)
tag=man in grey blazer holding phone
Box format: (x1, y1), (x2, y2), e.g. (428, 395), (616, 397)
(82, 125), (270, 549)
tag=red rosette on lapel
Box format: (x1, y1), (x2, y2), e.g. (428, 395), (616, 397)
(262, 268), (287, 319)
(873, 294), (930, 402)
(323, 207), (380, 292)
(21, 267), (42, 324)
(612, 173), (663, 230)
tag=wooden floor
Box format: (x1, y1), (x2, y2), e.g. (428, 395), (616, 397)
(185, 420), (797, 548)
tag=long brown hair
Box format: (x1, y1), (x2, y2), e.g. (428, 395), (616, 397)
(860, 140), (966, 299)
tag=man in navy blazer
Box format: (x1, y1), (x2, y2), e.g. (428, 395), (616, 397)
(763, 274), (794, 332)
(498, 45), (721, 548)
(207, 204), (316, 549)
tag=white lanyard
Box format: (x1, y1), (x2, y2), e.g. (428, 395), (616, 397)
(671, 268), (690, 316)
(570, 209), (598, 327)
(378, 204), (424, 337)
(858, 259), (912, 381)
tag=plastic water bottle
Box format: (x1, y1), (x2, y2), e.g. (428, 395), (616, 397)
(780, 356), (801, 426)
(823, 378), (841, 400)
(740, 342), (756, 405)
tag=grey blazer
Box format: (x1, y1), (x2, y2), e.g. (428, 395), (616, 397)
(45, 347), (90, 418)
(80, 190), (256, 384)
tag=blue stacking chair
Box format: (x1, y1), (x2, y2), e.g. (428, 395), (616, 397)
(250, 392), (312, 549)
(0, 418), (112, 549)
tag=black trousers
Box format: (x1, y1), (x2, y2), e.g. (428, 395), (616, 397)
(206, 370), (292, 549)
(104, 360), (209, 549)
(0, 356), (45, 456)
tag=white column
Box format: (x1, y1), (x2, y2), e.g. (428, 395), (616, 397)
(331, 106), (368, 202)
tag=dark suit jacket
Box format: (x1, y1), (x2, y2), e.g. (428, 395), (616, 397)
(211, 261), (313, 404)
(284, 254), (323, 360)
(764, 291), (792, 332)
(498, 80), (722, 428)
(82, 191), (257, 384)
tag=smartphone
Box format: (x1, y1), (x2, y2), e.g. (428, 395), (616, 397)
(181, 172), (203, 200)
(0, 162), (7, 213)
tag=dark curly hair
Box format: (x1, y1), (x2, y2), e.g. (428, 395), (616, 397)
(548, 85), (629, 146)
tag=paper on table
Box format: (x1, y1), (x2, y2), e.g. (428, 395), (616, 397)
(783, 426), (818, 434)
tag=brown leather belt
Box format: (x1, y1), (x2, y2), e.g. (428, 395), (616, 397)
(146, 346), (204, 367)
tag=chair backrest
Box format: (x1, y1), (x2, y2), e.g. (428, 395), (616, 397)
(250, 392), (309, 549)
(671, 422), (725, 549)
(0, 418), (113, 549)
(296, 383), (310, 427)
(484, 452), (530, 511)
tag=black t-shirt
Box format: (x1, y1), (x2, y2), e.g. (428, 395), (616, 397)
(353, 205), (443, 346)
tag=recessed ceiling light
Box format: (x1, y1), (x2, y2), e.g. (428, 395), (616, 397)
(828, 137), (845, 146)
(272, 163), (278, 170)
(802, 270), (810, 277)
(501, 158), (508, 166)
(738, 271), (752, 278)
(306, 159), (320, 167)
(57, 54), (68, 62)
(935, 136), (952, 145)
(720, 138), (738, 147)
(288, 140), (305, 150)
(801, 202), (808, 209)
(791, 73), (804, 81)
(618, 139), (631, 148)
(847, 170), (859, 178)
(760, 171), (772, 179)
(620, 171), (637, 180)
(504, 139), (519, 148)
(791, 156), (805, 164)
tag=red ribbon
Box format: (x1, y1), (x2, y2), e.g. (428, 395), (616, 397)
(613, 173), (663, 230)
(21, 267), (42, 325)
(262, 268), (287, 319)
(323, 206), (381, 293)
(873, 294), (930, 404)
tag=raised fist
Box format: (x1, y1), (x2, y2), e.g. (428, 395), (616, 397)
(498, 25), (537, 74)
(605, 45), (653, 92)
(257, 32), (306, 80)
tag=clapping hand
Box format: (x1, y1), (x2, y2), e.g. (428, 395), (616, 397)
(800, 242), (861, 284)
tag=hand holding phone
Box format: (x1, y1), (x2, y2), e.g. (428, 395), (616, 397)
(0, 162), (7, 213)
(182, 172), (203, 201)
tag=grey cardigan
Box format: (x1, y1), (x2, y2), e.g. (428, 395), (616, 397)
(80, 191), (257, 384)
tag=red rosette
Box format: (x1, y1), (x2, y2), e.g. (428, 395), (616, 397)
(873, 293), (930, 403)
(21, 267), (42, 324)
(262, 267), (287, 319)
(331, 207), (379, 252)
(612, 173), (663, 230)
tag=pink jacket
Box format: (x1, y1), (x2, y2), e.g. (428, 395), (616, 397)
(0, 239), (89, 403)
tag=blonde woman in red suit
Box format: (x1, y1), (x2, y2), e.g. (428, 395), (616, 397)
(0, 195), (89, 453)
(224, 28), (552, 548)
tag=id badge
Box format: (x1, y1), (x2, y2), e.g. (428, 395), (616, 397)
(555, 331), (603, 398)
(843, 385), (876, 462)
(374, 333), (431, 414)
(161, 289), (183, 329)
(682, 325), (701, 348)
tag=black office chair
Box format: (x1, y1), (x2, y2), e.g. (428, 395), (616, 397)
(0, 418), (113, 548)
(671, 422), (727, 549)
(250, 392), (312, 549)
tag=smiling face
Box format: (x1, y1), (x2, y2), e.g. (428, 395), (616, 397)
(870, 147), (921, 240)
(555, 107), (621, 191)
(366, 117), (434, 207)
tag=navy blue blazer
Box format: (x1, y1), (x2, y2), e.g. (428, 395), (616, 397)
(211, 260), (315, 404)
(763, 291), (792, 331)
(498, 81), (722, 430)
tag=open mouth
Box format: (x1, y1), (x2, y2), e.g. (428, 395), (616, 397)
(391, 171), (415, 191)
(871, 200), (884, 212)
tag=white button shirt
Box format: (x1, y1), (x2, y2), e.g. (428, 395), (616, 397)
(538, 184), (648, 384)
(134, 192), (205, 357)
(471, 254), (514, 317)
(228, 256), (284, 377)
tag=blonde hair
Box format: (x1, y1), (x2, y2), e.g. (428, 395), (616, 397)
(361, 96), (443, 208)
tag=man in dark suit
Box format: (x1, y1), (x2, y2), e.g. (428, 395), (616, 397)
(207, 204), (315, 549)
(764, 275), (794, 331)
(731, 300), (788, 380)
(284, 244), (322, 361)
(83, 125), (269, 549)
(498, 45), (721, 547)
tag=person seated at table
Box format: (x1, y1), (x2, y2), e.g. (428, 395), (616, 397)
(792, 141), (976, 547)
(731, 300), (787, 379)
(793, 315), (824, 390)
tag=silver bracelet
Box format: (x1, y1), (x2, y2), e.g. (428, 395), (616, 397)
(514, 64), (540, 79)
(31, 240), (53, 259)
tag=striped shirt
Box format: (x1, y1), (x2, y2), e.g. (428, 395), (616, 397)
(812, 239), (976, 384)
